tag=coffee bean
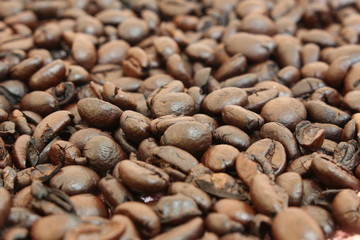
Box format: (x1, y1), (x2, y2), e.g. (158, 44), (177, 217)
(250, 174), (288, 215)
(49, 165), (100, 195)
(202, 87), (247, 115)
(153, 194), (202, 224)
(332, 189), (360, 233)
(272, 208), (325, 240)
(261, 96), (306, 131)
(115, 201), (160, 237)
(160, 121), (212, 156)
(77, 98), (122, 129)
(116, 160), (169, 193)
(83, 135), (126, 173)
(29, 59), (66, 90)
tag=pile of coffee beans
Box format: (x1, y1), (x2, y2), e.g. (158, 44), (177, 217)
(2, 0), (360, 239)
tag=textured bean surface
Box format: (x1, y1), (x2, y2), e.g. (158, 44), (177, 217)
(1, 0), (360, 239)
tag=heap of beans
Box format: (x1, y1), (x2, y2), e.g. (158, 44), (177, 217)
(2, 0), (360, 239)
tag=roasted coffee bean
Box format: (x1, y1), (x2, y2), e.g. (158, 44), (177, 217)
(168, 182), (212, 212)
(154, 193), (202, 224)
(332, 189), (360, 233)
(205, 213), (244, 236)
(260, 122), (300, 160)
(70, 194), (108, 218)
(261, 96), (307, 131)
(152, 146), (198, 173)
(272, 208), (325, 240)
(295, 121), (325, 150)
(115, 201), (161, 237)
(20, 91), (58, 117)
(202, 87), (247, 115)
(49, 166), (100, 196)
(160, 121), (212, 156)
(306, 100), (350, 126)
(201, 144), (239, 172)
(246, 139), (287, 178)
(117, 160), (169, 193)
(77, 98), (122, 129)
(250, 174), (288, 216)
(213, 199), (255, 225)
(275, 172), (303, 206)
(225, 33), (275, 62)
(83, 135), (126, 173)
(31, 214), (81, 240)
(98, 174), (133, 209)
(222, 105), (264, 132)
(150, 217), (204, 240)
(151, 92), (195, 118)
(213, 125), (250, 151)
(311, 156), (360, 190)
(28, 59), (65, 91)
(4, 1), (360, 238)
(302, 205), (335, 237)
(0, 187), (12, 228)
(49, 140), (81, 166)
(72, 35), (96, 71)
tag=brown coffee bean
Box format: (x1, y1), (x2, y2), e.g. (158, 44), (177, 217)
(115, 201), (161, 237)
(213, 125), (250, 150)
(160, 121), (212, 156)
(69, 128), (110, 151)
(111, 215), (141, 240)
(295, 121), (326, 150)
(154, 194), (202, 224)
(150, 217), (204, 240)
(225, 33), (275, 62)
(83, 135), (126, 173)
(311, 156), (360, 190)
(301, 205), (335, 237)
(275, 172), (303, 206)
(168, 182), (212, 212)
(49, 140), (81, 166)
(120, 110), (150, 143)
(98, 174), (133, 209)
(246, 139), (287, 178)
(0, 187), (12, 228)
(33, 22), (62, 48)
(213, 198), (255, 225)
(222, 105), (264, 132)
(305, 100), (350, 126)
(332, 189), (360, 233)
(154, 36), (180, 60)
(29, 59), (65, 90)
(10, 57), (42, 81)
(250, 174), (288, 215)
(117, 160), (169, 193)
(344, 90), (360, 112)
(31, 214), (81, 240)
(272, 208), (325, 240)
(151, 92), (195, 118)
(97, 40), (130, 65)
(261, 96), (306, 131)
(202, 87), (247, 115)
(70, 194), (108, 218)
(20, 91), (58, 117)
(201, 144), (239, 172)
(118, 18), (150, 44)
(77, 98), (122, 129)
(72, 35), (97, 71)
(214, 53), (247, 81)
(49, 165), (100, 196)
(153, 146), (198, 173)
(205, 213), (244, 236)
(76, 16), (103, 37)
